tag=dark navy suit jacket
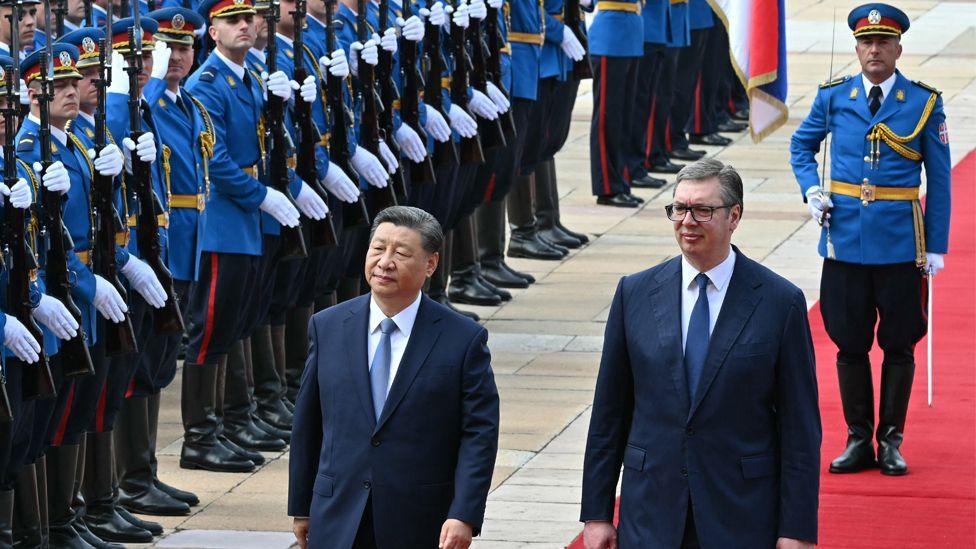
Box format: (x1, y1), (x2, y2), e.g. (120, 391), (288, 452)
(580, 249), (821, 547)
(288, 293), (500, 548)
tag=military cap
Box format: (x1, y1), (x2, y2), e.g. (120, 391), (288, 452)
(56, 28), (106, 70)
(848, 3), (910, 38)
(111, 16), (158, 54)
(148, 7), (205, 45)
(197, 0), (257, 22)
(21, 42), (82, 84)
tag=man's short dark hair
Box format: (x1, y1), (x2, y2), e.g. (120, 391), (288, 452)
(674, 158), (744, 211)
(370, 206), (444, 254)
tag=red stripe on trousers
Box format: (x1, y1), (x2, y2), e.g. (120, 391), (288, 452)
(694, 72), (703, 134)
(95, 380), (107, 433)
(598, 56), (611, 195)
(665, 119), (672, 152)
(644, 98), (657, 169)
(125, 377), (136, 398)
(483, 173), (496, 203)
(195, 252), (220, 365)
(52, 384), (76, 447)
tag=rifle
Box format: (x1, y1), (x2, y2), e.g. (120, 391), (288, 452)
(398, 20), (435, 185)
(291, 0), (337, 248)
(422, 2), (457, 167)
(52, 0), (66, 38)
(563, 0), (591, 79)
(325, 0), (368, 228)
(83, 0), (93, 27)
(123, 14), (186, 333)
(263, 0), (309, 259)
(484, 3), (515, 141)
(466, 2), (505, 152)
(356, 0), (396, 211)
(34, 3), (94, 377)
(448, 0), (483, 163)
(374, 0), (407, 202)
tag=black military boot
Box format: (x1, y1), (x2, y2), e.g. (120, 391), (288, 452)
(36, 455), (49, 548)
(535, 159), (585, 249)
(146, 393), (198, 506)
(81, 432), (153, 544)
(284, 305), (314, 404)
(45, 444), (93, 549)
(115, 396), (190, 516)
(450, 218), (503, 306)
(829, 355), (878, 473)
(70, 439), (123, 549)
(180, 363), (256, 472)
(506, 174), (566, 260)
(271, 323), (290, 406)
(13, 462), (43, 548)
(222, 341), (287, 452)
(429, 232), (480, 321)
(1, 489), (13, 547)
(877, 356), (915, 476)
(251, 325), (293, 431)
(476, 200), (535, 288)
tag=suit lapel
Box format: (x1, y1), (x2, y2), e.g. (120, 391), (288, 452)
(649, 258), (690, 413)
(343, 298), (377, 427)
(848, 78), (873, 123)
(687, 252), (763, 421)
(374, 296), (443, 434)
(872, 71), (907, 126)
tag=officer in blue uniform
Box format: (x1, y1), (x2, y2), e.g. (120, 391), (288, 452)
(791, 3), (951, 476)
(586, 0), (642, 207)
(0, 0), (39, 59)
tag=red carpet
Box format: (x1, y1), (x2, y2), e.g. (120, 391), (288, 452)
(568, 152), (976, 548)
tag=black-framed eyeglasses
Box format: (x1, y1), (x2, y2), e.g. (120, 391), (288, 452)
(665, 203), (734, 222)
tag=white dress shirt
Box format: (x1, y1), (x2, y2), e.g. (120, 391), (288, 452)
(681, 248), (736, 351)
(862, 72), (896, 105)
(367, 292), (422, 392)
(214, 48), (247, 81)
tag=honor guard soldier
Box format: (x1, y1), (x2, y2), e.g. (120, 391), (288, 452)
(0, 0), (39, 59)
(790, 3), (951, 476)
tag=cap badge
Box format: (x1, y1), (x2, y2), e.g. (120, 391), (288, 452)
(868, 9), (881, 24)
(82, 36), (96, 53)
(59, 50), (72, 67)
(173, 13), (186, 29)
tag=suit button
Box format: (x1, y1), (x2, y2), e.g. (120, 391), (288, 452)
(371, 438), (380, 447)
(864, 155), (871, 162)
(363, 480), (371, 489)
(685, 427), (694, 436)
(681, 468), (688, 477)
(863, 178), (870, 184)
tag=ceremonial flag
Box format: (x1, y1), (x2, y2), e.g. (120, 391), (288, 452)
(709, 0), (788, 142)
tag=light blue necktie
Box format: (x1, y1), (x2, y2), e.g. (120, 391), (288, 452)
(370, 318), (398, 420)
(685, 273), (710, 400)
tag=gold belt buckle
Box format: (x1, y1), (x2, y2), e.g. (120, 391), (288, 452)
(860, 183), (876, 205)
(197, 194), (206, 211)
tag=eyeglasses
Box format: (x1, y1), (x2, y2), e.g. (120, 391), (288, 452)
(665, 203), (734, 222)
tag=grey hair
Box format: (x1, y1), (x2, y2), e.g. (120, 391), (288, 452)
(673, 158), (744, 211)
(370, 206), (444, 254)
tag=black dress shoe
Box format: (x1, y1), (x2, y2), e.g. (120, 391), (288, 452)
(476, 275), (512, 301)
(116, 507), (164, 535)
(689, 133), (732, 146)
(218, 435), (265, 466)
(648, 160), (685, 174)
(669, 147), (707, 161)
(73, 521), (124, 549)
(717, 120), (748, 133)
(829, 437), (877, 474)
(223, 417), (287, 452)
(448, 276), (503, 306)
(252, 415), (291, 444)
(539, 225), (583, 249)
(49, 522), (98, 549)
(118, 484), (190, 517)
(627, 193), (645, 204)
(83, 508), (153, 544)
(281, 397), (295, 413)
(431, 294), (480, 321)
(596, 194), (639, 208)
(731, 108), (749, 121)
(630, 174), (666, 189)
(555, 222), (588, 244)
(537, 233), (569, 256)
(878, 426), (908, 476)
(256, 398), (293, 432)
(154, 478), (199, 507)
(507, 232), (566, 260)
(481, 261), (530, 289)
(500, 261), (535, 284)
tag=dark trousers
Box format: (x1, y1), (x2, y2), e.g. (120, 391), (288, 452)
(352, 498), (377, 549)
(100, 292), (157, 433)
(671, 28), (711, 150)
(0, 359), (30, 489)
(129, 280), (192, 396)
(520, 77), (557, 175)
(54, 326), (109, 446)
(682, 501), (700, 548)
(624, 43), (666, 176)
(185, 251), (260, 366)
(541, 77), (580, 161)
(650, 49), (678, 164)
(590, 55), (639, 196)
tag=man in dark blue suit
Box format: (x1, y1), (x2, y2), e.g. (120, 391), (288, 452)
(288, 206), (500, 549)
(580, 159), (821, 548)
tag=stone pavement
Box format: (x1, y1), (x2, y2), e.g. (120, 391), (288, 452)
(137, 2), (975, 547)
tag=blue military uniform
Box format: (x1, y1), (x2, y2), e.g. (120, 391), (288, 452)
(789, 3), (950, 477)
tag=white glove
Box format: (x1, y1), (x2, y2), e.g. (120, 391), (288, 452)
(377, 140), (399, 174)
(32, 294), (79, 341)
(398, 15), (424, 42)
(395, 123), (427, 163)
(350, 39), (379, 76)
(925, 253), (944, 276)
(485, 81), (510, 113)
(108, 52), (129, 95)
(3, 314), (40, 363)
(452, 0), (470, 28)
(805, 186), (832, 227)
(18, 79), (28, 105)
(351, 146), (389, 188)
(299, 74), (317, 103)
(35, 161), (70, 194)
(122, 132), (157, 175)
(423, 103), (452, 142)
(0, 178), (33, 209)
(295, 180), (329, 220)
(469, 89), (499, 119)
(487, 0), (502, 8)
(426, 2), (448, 26)
(259, 187), (301, 228)
(448, 103), (478, 137)
(468, 0), (487, 20)
(150, 41), (172, 79)
(320, 49), (351, 79)
(120, 256), (167, 309)
(321, 163), (360, 203)
(263, 70), (297, 101)
(89, 144), (124, 177)
(560, 27), (585, 62)
(380, 28), (398, 54)
(93, 274), (128, 323)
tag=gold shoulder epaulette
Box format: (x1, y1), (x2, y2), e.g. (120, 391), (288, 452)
(913, 80), (942, 95)
(819, 75), (849, 89)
